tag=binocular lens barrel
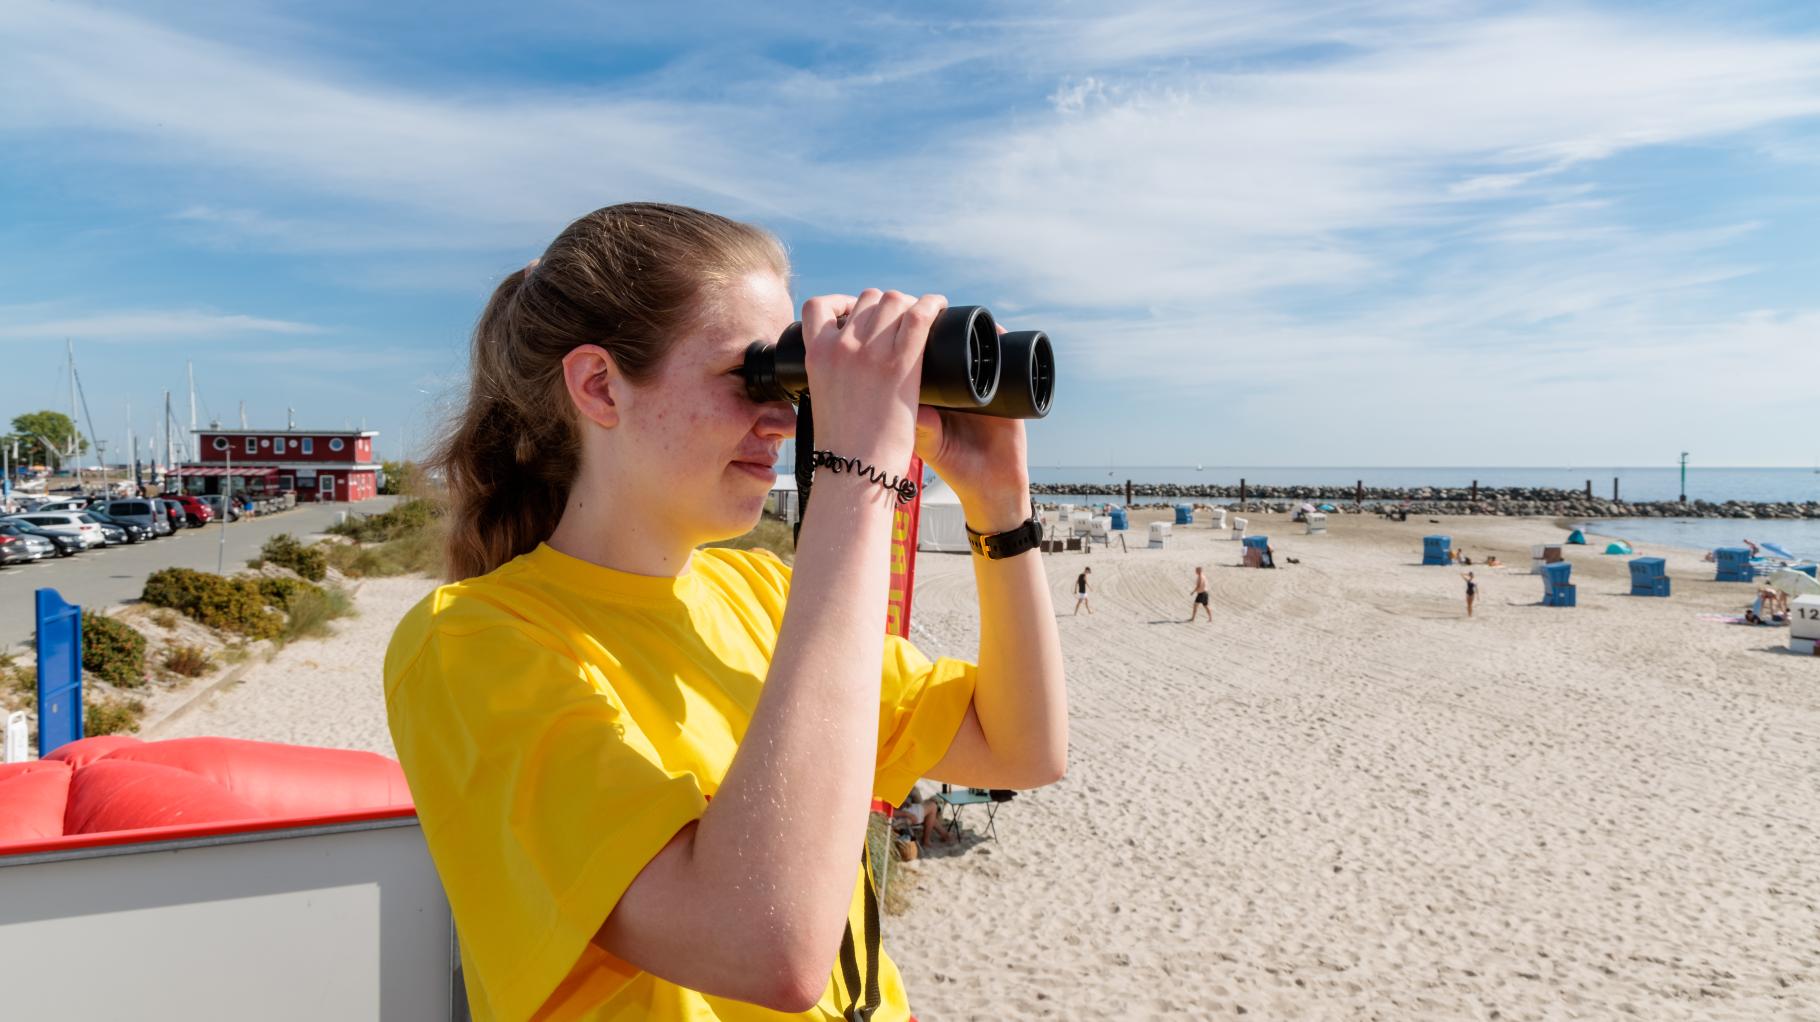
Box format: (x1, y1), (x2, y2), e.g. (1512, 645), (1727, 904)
(741, 305), (1052, 420)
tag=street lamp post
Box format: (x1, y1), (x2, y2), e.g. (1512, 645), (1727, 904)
(1679, 451), (1689, 504)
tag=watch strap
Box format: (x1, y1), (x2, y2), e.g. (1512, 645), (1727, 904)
(966, 515), (1044, 559)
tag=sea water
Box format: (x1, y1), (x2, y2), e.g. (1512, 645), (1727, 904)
(1584, 519), (1820, 561)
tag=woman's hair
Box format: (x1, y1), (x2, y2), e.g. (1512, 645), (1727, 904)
(433, 202), (789, 581)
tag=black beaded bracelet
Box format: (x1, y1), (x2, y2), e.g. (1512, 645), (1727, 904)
(810, 449), (919, 505)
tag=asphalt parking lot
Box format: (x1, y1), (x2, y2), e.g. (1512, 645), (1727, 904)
(1, 497), (399, 648)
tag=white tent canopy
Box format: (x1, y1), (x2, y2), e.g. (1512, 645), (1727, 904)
(917, 474), (968, 553)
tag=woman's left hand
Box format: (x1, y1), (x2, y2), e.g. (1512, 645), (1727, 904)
(913, 321), (1031, 529)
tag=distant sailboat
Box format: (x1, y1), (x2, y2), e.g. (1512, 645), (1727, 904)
(1196, 464), (1204, 472)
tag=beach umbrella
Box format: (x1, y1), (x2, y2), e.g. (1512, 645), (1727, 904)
(1768, 568), (1820, 598)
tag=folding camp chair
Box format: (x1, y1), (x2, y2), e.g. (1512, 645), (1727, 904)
(934, 785), (1015, 843)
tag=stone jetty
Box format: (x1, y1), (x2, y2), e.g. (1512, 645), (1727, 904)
(1032, 482), (1820, 520)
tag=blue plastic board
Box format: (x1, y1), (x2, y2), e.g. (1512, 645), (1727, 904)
(1174, 505), (1193, 525)
(1242, 535), (1269, 550)
(1109, 509), (1128, 530)
(34, 588), (83, 758)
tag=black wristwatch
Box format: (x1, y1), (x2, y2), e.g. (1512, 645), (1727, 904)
(966, 514), (1044, 559)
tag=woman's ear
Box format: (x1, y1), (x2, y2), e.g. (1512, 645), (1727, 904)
(562, 344), (621, 430)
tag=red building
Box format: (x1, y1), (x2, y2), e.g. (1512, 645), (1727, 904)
(178, 428), (381, 502)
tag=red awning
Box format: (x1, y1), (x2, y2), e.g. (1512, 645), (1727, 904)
(174, 467), (279, 478)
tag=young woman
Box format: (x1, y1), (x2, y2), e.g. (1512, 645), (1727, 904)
(1462, 570), (1478, 617)
(383, 203), (1067, 1020)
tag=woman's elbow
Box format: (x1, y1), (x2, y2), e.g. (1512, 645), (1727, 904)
(751, 947), (837, 1013)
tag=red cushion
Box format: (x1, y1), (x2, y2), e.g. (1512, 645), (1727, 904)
(0, 760), (73, 842)
(44, 734), (142, 768)
(64, 760), (264, 835)
(101, 737), (411, 817)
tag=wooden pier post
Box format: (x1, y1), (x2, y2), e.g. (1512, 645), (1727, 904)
(1585, 479), (1593, 498)
(1125, 479), (1132, 506)
(1613, 477), (1620, 502)
(1239, 478), (1247, 510)
(1471, 480), (1478, 502)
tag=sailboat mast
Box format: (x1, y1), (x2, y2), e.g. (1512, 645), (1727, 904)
(67, 339), (79, 460)
(188, 361), (198, 432)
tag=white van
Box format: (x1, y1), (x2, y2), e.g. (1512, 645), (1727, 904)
(5, 511), (105, 549)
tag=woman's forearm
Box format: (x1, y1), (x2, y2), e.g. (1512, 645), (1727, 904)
(963, 486), (1069, 786)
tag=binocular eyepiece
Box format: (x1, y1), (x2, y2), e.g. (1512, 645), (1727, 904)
(741, 305), (1054, 419)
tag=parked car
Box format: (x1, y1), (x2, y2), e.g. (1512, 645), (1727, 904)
(171, 494), (214, 527)
(103, 498), (170, 538)
(153, 498), (187, 532)
(0, 523), (56, 563)
(198, 494), (241, 522)
(85, 515), (128, 546)
(83, 507), (151, 543)
(4, 511), (104, 549)
(3, 519), (83, 557)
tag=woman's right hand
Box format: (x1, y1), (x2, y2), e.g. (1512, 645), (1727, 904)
(800, 289), (947, 469)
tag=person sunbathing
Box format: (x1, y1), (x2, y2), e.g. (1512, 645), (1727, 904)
(1485, 555), (1503, 568)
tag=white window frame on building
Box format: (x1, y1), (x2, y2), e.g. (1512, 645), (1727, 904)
(302, 438), (313, 455)
(329, 437), (345, 452)
(245, 437), (257, 454)
(213, 436), (228, 451)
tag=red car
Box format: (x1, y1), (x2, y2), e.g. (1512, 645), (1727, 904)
(171, 495), (214, 527)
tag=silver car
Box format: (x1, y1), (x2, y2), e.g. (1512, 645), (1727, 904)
(0, 522), (56, 563)
(103, 498), (171, 538)
(5, 511), (105, 549)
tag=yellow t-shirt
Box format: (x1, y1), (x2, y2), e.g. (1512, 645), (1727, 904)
(384, 542), (976, 1021)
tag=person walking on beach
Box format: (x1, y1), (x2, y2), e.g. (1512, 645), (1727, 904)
(1188, 566), (1211, 622)
(1074, 566), (1093, 615)
(383, 203), (1068, 1021)
(1462, 570), (1478, 617)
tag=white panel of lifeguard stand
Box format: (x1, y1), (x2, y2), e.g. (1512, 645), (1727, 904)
(1148, 521), (1170, 548)
(1791, 595), (1820, 642)
(1231, 516), (1248, 540)
(0, 816), (461, 1020)
(1305, 513), (1327, 535)
(1209, 508), (1227, 530)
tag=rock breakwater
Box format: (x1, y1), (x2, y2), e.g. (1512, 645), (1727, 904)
(1031, 482), (1820, 519)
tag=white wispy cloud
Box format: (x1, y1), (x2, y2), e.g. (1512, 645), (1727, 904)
(0, 308), (322, 341)
(6, 1), (1820, 462)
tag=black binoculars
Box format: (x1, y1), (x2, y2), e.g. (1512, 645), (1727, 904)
(741, 305), (1054, 419)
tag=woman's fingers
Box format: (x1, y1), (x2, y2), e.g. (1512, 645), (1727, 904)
(802, 294), (857, 348)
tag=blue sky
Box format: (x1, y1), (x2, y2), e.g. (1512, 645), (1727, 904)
(4, 0), (1820, 470)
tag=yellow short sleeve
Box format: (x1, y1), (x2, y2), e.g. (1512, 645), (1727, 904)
(873, 634), (977, 805)
(386, 619), (707, 1021)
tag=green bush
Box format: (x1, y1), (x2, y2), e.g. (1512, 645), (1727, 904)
(83, 612), (148, 688)
(85, 694), (145, 737)
(324, 526), (442, 578)
(259, 533), (327, 582)
(281, 586), (355, 642)
(162, 644), (214, 678)
(142, 567), (284, 640)
(258, 575), (323, 611)
(328, 498), (440, 543)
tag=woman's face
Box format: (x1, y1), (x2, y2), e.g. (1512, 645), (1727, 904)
(610, 269), (798, 544)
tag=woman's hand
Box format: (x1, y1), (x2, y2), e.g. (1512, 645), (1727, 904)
(801, 289), (947, 472)
(915, 323), (1031, 528)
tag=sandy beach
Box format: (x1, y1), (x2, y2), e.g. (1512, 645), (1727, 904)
(138, 512), (1820, 1019)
